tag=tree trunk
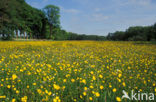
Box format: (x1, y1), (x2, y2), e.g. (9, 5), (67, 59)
(23, 31), (25, 39)
(29, 32), (31, 39)
(27, 32), (28, 39)
(50, 25), (52, 36)
(20, 31), (22, 38)
(2, 33), (4, 37)
(16, 30), (18, 38)
(41, 18), (46, 39)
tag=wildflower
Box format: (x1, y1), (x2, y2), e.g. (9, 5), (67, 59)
(113, 88), (117, 92)
(71, 79), (75, 82)
(27, 85), (29, 88)
(83, 92), (87, 96)
(92, 76), (96, 80)
(53, 84), (60, 90)
(90, 85), (94, 89)
(7, 85), (11, 89)
(12, 74), (17, 80)
(37, 89), (42, 94)
(109, 84), (112, 88)
(21, 96), (27, 102)
(63, 79), (67, 83)
(84, 87), (87, 91)
(0, 96), (6, 98)
(89, 97), (93, 101)
(122, 82), (126, 87)
(48, 92), (52, 96)
(12, 98), (16, 102)
(116, 97), (121, 102)
(90, 71), (94, 74)
(33, 83), (36, 86)
(118, 74), (122, 78)
(100, 85), (104, 90)
(16, 90), (20, 94)
(82, 79), (86, 84)
(99, 74), (103, 78)
(95, 92), (100, 97)
(53, 96), (61, 102)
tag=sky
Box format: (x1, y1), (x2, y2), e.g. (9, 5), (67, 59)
(25, 0), (156, 36)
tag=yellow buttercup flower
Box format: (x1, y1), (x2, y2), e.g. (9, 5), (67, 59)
(0, 96), (6, 99)
(83, 92), (87, 96)
(95, 92), (100, 97)
(100, 85), (104, 90)
(116, 97), (121, 102)
(12, 98), (16, 102)
(12, 74), (17, 80)
(71, 79), (75, 82)
(53, 84), (60, 90)
(113, 88), (117, 92)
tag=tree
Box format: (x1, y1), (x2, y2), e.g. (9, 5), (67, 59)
(43, 5), (60, 37)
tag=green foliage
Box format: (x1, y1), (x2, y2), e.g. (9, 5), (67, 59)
(67, 32), (106, 40)
(43, 5), (60, 36)
(107, 23), (156, 41)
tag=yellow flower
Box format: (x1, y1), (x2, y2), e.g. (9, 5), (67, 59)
(12, 98), (16, 102)
(116, 97), (121, 102)
(92, 76), (96, 80)
(71, 79), (75, 82)
(99, 74), (103, 78)
(16, 90), (20, 94)
(82, 79), (86, 84)
(90, 85), (94, 89)
(83, 92), (87, 96)
(118, 74), (122, 78)
(74, 99), (77, 102)
(37, 89), (42, 94)
(33, 83), (36, 86)
(113, 88), (117, 92)
(7, 85), (11, 89)
(90, 71), (94, 74)
(122, 82), (126, 87)
(27, 85), (29, 88)
(62, 86), (66, 90)
(53, 96), (61, 102)
(48, 92), (52, 96)
(12, 74), (17, 80)
(95, 92), (100, 97)
(91, 65), (95, 68)
(89, 97), (93, 101)
(100, 85), (104, 90)
(109, 84), (112, 88)
(84, 87), (87, 91)
(53, 84), (60, 90)
(80, 95), (83, 99)
(0, 96), (6, 98)
(63, 79), (67, 83)
(21, 96), (27, 102)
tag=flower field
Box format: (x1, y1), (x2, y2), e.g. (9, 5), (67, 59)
(0, 41), (156, 102)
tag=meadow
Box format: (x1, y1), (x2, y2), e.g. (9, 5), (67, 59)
(0, 41), (155, 102)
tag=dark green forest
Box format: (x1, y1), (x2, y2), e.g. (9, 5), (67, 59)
(107, 24), (156, 41)
(0, 0), (155, 41)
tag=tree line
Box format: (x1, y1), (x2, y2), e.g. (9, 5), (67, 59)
(0, 0), (60, 40)
(0, 0), (106, 40)
(106, 23), (156, 41)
